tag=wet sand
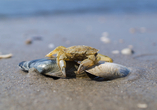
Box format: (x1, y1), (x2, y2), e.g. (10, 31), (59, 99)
(0, 14), (157, 110)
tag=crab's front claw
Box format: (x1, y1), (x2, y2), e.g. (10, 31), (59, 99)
(59, 60), (66, 78)
(77, 59), (94, 74)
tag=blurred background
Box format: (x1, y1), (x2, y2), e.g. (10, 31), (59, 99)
(0, 0), (157, 18)
(0, 0), (157, 60)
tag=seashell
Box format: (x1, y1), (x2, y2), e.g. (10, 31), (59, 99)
(121, 48), (134, 55)
(86, 62), (130, 79)
(19, 58), (130, 80)
(25, 39), (32, 44)
(19, 58), (88, 78)
(100, 36), (110, 44)
(0, 53), (12, 59)
(19, 58), (65, 78)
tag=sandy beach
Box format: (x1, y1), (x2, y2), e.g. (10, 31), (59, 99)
(0, 13), (157, 110)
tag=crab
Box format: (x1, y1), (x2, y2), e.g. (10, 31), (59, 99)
(45, 45), (113, 78)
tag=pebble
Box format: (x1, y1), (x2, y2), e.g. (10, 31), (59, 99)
(48, 43), (55, 49)
(121, 48), (134, 55)
(112, 50), (120, 54)
(25, 39), (32, 44)
(137, 103), (147, 108)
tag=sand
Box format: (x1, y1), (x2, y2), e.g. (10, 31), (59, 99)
(0, 13), (157, 110)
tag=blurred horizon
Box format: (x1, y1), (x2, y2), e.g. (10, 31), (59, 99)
(0, 0), (157, 19)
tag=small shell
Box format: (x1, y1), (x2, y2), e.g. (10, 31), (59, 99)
(0, 53), (12, 59)
(86, 62), (130, 79)
(100, 36), (110, 43)
(25, 39), (32, 44)
(121, 48), (134, 55)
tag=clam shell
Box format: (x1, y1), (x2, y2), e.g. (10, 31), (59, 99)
(86, 62), (130, 79)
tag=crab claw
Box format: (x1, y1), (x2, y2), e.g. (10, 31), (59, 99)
(59, 60), (66, 78)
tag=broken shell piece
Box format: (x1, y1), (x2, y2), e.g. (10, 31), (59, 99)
(121, 48), (134, 55)
(0, 53), (12, 59)
(86, 62), (130, 79)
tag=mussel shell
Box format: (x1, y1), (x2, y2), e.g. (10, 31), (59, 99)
(19, 58), (89, 78)
(19, 58), (130, 80)
(86, 62), (130, 79)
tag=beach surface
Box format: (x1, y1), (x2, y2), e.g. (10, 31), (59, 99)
(0, 13), (157, 110)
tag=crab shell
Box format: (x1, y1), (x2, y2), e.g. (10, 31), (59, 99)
(63, 45), (98, 60)
(19, 58), (130, 80)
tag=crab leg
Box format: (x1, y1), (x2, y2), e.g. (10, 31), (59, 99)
(98, 53), (113, 62)
(45, 46), (67, 77)
(45, 46), (66, 58)
(77, 59), (94, 74)
(77, 55), (100, 74)
(59, 60), (66, 78)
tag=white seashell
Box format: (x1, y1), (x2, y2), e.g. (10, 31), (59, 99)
(0, 53), (12, 59)
(137, 103), (147, 108)
(121, 48), (134, 55)
(86, 62), (130, 79)
(100, 36), (110, 43)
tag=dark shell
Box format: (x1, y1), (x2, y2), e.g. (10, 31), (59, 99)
(19, 58), (90, 78)
(19, 58), (129, 81)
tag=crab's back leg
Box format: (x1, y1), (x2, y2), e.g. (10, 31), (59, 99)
(77, 55), (100, 74)
(45, 46), (66, 58)
(98, 53), (113, 62)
